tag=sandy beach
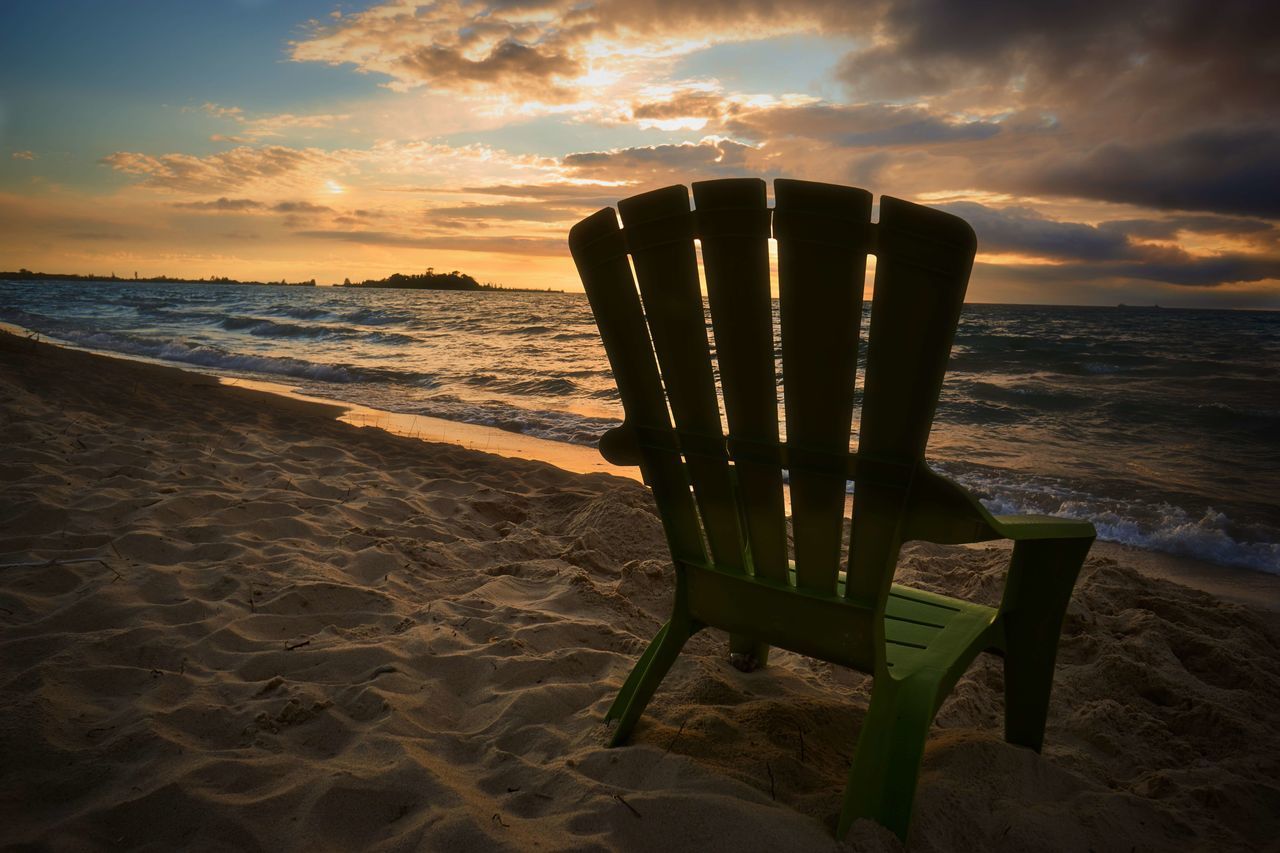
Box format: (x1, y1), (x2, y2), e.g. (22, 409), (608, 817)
(2, 327), (1279, 852)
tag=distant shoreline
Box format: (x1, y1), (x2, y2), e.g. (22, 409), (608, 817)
(0, 269), (562, 294)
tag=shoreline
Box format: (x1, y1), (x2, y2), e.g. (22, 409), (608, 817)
(1, 322), (637, 482)
(4, 325), (1275, 605)
(3, 325), (1280, 850)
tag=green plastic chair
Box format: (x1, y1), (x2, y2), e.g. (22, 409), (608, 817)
(568, 178), (1095, 841)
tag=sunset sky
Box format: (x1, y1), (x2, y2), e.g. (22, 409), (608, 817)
(1, 0), (1276, 306)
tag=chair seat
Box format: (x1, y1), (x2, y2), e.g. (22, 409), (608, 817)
(884, 584), (998, 678)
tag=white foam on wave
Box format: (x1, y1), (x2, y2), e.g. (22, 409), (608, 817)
(936, 463), (1280, 574)
(63, 330), (360, 383)
(1070, 503), (1280, 573)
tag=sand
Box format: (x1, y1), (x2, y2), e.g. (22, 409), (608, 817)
(2, 328), (1279, 852)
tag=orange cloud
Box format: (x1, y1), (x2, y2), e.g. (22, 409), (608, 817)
(289, 0), (860, 111)
(101, 145), (352, 193)
(201, 101), (352, 139)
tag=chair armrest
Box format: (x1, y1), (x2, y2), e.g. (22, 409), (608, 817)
(902, 466), (1095, 544)
(988, 514), (1096, 541)
(598, 423), (643, 466)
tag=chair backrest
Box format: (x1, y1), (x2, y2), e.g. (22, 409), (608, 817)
(570, 178), (975, 615)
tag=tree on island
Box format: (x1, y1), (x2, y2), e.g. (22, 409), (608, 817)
(342, 267), (492, 291)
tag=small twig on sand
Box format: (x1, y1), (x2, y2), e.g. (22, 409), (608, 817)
(490, 813), (509, 828)
(0, 557), (108, 570)
(285, 639), (311, 651)
(796, 722), (805, 763)
(614, 794), (642, 819)
(766, 762), (776, 800)
(664, 717), (688, 755)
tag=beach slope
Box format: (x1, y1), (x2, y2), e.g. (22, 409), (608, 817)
(2, 330), (1278, 851)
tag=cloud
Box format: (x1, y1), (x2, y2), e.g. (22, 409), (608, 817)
(397, 40), (581, 100)
(627, 85), (728, 129)
(295, 228), (564, 256)
(836, 0), (1276, 120)
(982, 254), (1280, 289)
(823, 0), (1280, 217)
(937, 202), (1279, 287)
(171, 197), (264, 211)
(288, 0), (867, 107)
(1016, 127), (1280, 218)
(11, 150), (37, 161)
(270, 200), (333, 214)
(428, 202), (579, 222)
(562, 137), (758, 182)
(632, 90), (726, 122)
(201, 101), (350, 138)
(724, 102), (1001, 146)
(361, 139), (560, 184)
(101, 145), (347, 193)
(453, 183), (625, 207)
(201, 103), (244, 120)
(1100, 215), (1276, 241)
(938, 202), (1136, 262)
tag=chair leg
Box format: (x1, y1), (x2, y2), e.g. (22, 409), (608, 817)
(728, 633), (770, 672)
(838, 676), (937, 842)
(605, 623), (670, 723)
(605, 614), (698, 747)
(1000, 537), (1091, 751)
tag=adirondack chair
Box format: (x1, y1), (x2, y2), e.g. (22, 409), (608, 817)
(568, 178), (1095, 841)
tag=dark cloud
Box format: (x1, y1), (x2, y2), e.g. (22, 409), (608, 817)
(839, 0), (1277, 119)
(270, 201), (333, 214)
(725, 102), (999, 146)
(631, 90), (726, 122)
(830, 0), (1280, 219)
(295, 229), (564, 256)
(938, 202), (1135, 261)
(563, 138), (756, 181)
(1018, 127), (1280, 219)
(1100, 215), (1275, 240)
(397, 40), (579, 98)
(428, 203), (578, 222)
(982, 254), (1280, 288)
(172, 197), (264, 211)
(454, 184), (624, 209)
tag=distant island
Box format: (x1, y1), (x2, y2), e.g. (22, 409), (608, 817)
(340, 267), (514, 290)
(1, 267), (560, 292)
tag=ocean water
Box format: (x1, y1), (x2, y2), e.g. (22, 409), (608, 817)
(3, 278), (1277, 574)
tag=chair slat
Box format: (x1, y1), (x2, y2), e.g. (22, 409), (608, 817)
(692, 178), (788, 583)
(847, 196), (975, 602)
(568, 208), (707, 566)
(617, 186), (746, 572)
(774, 179), (872, 593)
